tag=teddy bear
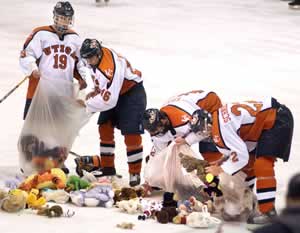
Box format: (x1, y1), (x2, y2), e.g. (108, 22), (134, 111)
(70, 185), (114, 208)
(113, 187), (145, 204)
(179, 153), (209, 182)
(116, 198), (142, 214)
(0, 189), (27, 213)
(155, 207), (178, 224)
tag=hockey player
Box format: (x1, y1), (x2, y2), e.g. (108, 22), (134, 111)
(19, 1), (88, 119)
(142, 90), (222, 162)
(188, 97), (294, 227)
(79, 38), (147, 187)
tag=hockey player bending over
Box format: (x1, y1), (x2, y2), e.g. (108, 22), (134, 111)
(79, 39), (147, 187)
(186, 97), (293, 228)
(142, 90), (222, 162)
(19, 1), (87, 119)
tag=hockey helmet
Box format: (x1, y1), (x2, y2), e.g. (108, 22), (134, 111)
(142, 108), (169, 136)
(80, 38), (102, 59)
(53, 1), (74, 33)
(189, 109), (212, 138)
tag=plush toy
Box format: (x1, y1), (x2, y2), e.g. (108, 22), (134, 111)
(70, 185), (114, 208)
(189, 196), (206, 212)
(155, 207), (178, 224)
(42, 189), (70, 204)
(162, 192), (178, 208)
(113, 187), (145, 204)
(37, 205), (63, 217)
(66, 175), (91, 191)
(0, 189), (27, 213)
(116, 198), (142, 214)
(179, 153), (209, 182)
(81, 170), (98, 183)
(27, 189), (47, 209)
(0, 189), (6, 200)
(5, 175), (23, 190)
(19, 168), (67, 191)
(37, 205), (75, 218)
(177, 199), (193, 213)
(212, 172), (257, 221)
(116, 222), (135, 229)
(186, 206), (221, 228)
(19, 134), (68, 172)
(203, 174), (223, 197)
(138, 199), (162, 220)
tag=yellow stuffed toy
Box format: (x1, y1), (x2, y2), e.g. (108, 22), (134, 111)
(19, 168), (67, 191)
(27, 189), (47, 209)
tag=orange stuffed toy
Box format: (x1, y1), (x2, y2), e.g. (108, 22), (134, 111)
(19, 168), (67, 191)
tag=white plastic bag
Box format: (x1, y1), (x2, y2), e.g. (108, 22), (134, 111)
(18, 77), (91, 174)
(144, 143), (204, 200)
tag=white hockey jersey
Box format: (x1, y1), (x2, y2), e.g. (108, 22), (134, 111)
(151, 90), (222, 152)
(19, 26), (88, 99)
(85, 47), (143, 113)
(211, 97), (277, 175)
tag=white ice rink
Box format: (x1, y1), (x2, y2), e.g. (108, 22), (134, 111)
(0, 0), (300, 232)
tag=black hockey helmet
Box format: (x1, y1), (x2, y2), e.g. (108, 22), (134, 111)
(53, 1), (74, 33)
(142, 108), (169, 136)
(189, 109), (212, 135)
(80, 39), (102, 59)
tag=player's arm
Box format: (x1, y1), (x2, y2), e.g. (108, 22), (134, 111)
(85, 66), (124, 113)
(218, 125), (249, 175)
(19, 30), (43, 77)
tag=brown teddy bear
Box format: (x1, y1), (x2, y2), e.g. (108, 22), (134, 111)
(113, 187), (145, 204)
(179, 153), (209, 182)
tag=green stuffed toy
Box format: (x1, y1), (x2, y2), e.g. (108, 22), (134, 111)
(66, 175), (91, 191)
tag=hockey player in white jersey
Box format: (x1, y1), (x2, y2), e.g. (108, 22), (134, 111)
(19, 1), (88, 119)
(79, 39), (147, 187)
(188, 97), (294, 227)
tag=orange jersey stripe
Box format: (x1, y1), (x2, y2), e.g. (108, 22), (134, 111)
(23, 26), (56, 49)
(97, 47), (115, 81)
(161, 105), (191, 128)
(196, 92), (222, 113)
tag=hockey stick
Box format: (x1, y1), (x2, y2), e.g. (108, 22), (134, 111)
(0, 76), (29, 104)
(69, 150), (123, 178)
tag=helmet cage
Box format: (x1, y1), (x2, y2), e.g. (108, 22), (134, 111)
(53, 1), (74, 33)
(143, 109), (169, 137)
(189, 109), (212, 139)
(53, 13), (73, 33)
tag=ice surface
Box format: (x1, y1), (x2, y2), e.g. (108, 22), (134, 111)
(0, 0), (300, 232)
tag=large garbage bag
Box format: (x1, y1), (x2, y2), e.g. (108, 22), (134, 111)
(144, 143), (206, 200)
(18, 77), (91, 175)
(212, 172), (257, 221)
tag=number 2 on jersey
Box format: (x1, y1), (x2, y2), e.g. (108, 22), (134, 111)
(231, 101), (263, 117)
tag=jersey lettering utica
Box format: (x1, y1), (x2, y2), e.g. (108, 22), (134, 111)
(151, 90), (222, 152)
(212, 97), (277, 175)
(85, 47), (142, 113)
(19, 26), (88, 98)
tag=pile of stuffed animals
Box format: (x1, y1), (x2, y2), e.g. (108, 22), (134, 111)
(0, 151), (257, 229)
